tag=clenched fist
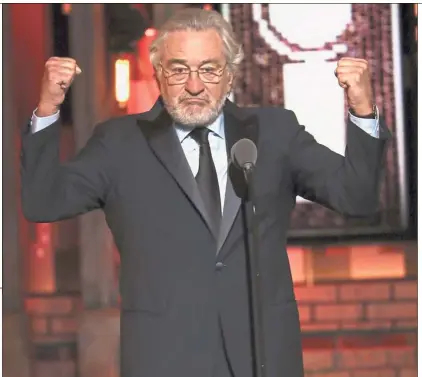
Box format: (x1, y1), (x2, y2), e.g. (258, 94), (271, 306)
(335, 57), (374, 117)
(36, 57), (82, 117)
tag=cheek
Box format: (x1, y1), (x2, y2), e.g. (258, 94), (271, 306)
(160, 83), (184, 102)
(167, 86), (183, 98)
(207, 83), (230, 101)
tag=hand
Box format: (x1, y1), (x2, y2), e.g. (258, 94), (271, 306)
(36, 57), (82, 117)
(335, 57), (373, 116)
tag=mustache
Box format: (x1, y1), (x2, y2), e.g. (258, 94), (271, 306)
(179, 96), (210, 103)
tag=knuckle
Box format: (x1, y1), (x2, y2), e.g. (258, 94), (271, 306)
(55, 57), (66, 64)
(64, 62), (76, 71)
(60, 64), (71, 73)
(67, 58), (77, 66)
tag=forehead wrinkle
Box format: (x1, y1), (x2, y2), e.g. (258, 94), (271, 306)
(161, 30), (225, 67)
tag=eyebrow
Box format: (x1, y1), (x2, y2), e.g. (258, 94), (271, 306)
(166, 58), (222, 66)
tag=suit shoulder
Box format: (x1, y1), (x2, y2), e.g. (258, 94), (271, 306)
(92, 111), (151, 142)
(245, 106), (302, 135)
(268, 106), (299, 123)
(95, 113), (139, 132)
(241, 105), (298, 121)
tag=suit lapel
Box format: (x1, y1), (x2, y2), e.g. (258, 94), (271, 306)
(137, 103), (217, 239)
(217, 101), (259, 255)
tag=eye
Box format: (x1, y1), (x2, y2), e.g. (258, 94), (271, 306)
(171, 67), (188, 74)
(200, 66), (218, 74)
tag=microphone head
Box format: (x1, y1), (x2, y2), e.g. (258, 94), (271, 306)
(230, 138), (258, 169)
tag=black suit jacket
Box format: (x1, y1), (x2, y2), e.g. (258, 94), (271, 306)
(21, 99), (390, 377)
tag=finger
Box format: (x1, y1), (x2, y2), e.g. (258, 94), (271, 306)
(337, 64), (368, 74)
(48, 66), (75, 79)
(335, 66), (365, 76)
(338, 57), (368, 64)
(47, 63), (81, 80)
(334, 68), (364, 81)
(47, 58), (80, 73)
(339, 57), (367, 62)
(336, 73), (362, 88)
(337, 58), (368, 70)
(46, 64), (74, 78)
(50, 57), (77, 65)
(47, 57), (63, 63)
(47, 57), (75, 67)
(60, 57), (76, 64)
(48, 66), (75, 76)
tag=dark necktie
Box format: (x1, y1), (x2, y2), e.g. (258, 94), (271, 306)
(190, 127), (222, 234)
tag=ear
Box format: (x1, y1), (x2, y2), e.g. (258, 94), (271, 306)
(226, 70), (234, 87)
(227, 70), (236, 93)
(153, 68), (161, 89)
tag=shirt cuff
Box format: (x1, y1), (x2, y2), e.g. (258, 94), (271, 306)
(348, 106), (380, 138)
(31, 109), (60, 133)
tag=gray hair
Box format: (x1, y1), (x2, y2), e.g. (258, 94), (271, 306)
(149, 8), (244, 74)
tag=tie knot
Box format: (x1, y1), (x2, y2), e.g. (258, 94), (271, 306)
(190, 127), (211, 145)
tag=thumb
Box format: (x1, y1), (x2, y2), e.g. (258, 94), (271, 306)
(76, 65), (82, 75)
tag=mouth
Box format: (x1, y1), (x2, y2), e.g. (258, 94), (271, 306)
(181, 98), (209, 105)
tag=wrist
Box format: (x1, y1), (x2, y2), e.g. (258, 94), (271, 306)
(350, 104), (374, 118)
(36, 102), (59, 117)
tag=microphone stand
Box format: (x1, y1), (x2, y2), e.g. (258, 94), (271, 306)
(240, 162), (267, 377)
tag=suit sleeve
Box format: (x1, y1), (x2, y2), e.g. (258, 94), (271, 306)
(288, 110), (391, 216)
(21, 119), (112, 222)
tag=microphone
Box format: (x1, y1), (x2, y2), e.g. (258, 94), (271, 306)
(230, 138), (267, 377)
(229, 138), (258, 200)
(231, 138), (258, 171)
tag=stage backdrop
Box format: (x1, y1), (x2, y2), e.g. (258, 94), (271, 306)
(222, 4), (408, 240)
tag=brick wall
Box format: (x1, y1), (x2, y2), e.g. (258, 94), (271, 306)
(298, 279), (417, 377)
(25, 294), (81, 377)
(22, 279), (417, 377)
(296, 280), (417, 331)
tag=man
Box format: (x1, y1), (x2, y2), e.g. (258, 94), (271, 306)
(21, 8), (389, 377)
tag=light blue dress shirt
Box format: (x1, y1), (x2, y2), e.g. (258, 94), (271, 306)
(31, 108), (379, 212)
(174, 115), (227, 213)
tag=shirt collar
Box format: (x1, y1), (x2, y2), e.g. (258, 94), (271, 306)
(174, 112), (225, 142)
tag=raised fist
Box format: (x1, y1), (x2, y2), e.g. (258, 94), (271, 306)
(36, 57), (82, 117)
(334, 57), (374, 117)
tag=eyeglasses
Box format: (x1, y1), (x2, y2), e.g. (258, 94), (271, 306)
(159, 63), (227, 85)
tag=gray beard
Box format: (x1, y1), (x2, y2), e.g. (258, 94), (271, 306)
(163, 95), (227, 128)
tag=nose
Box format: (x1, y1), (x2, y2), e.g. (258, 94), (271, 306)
(184, 71), (205, 95)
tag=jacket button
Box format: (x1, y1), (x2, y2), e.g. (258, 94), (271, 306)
(215, 262), (225, 271)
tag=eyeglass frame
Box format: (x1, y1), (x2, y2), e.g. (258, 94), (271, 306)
(157, 62), (228, 85)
